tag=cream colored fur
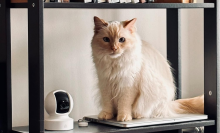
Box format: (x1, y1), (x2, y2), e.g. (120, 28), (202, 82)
(91, 16), (203, 122)
(174, 95), (204, 114)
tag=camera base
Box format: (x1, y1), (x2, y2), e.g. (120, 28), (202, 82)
(45, 116), (74, 130)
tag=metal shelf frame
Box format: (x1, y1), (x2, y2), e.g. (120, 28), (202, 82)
(11, 120), (216, 133)
(0, 0), (219, 133)
(8, 3), (215, 8)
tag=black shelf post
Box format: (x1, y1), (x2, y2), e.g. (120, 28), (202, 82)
(204, 0), (219, 133)
(0, 0), (12, 132)
(28, 0), (44, 132)
(167, 9), (181, 100)
(166, 8), (182, 133)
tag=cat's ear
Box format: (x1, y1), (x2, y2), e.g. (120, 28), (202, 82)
(123, 18), (137, 33)
(94, 16), (108, 32)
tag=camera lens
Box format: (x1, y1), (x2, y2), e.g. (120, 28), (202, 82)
(54, 92), (70, 113)
(60, 101), (69, 110)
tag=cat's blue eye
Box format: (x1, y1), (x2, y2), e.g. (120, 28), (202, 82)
(119, 37), (125, 43)
(103, 37), (110, 42)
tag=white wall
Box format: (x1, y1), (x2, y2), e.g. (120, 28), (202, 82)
(11, 1), (204, 127)
(181, 8), (204, 98)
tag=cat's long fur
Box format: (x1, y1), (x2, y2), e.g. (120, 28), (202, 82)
(91, 16), (203, 121)
(174, 95), (204, 114)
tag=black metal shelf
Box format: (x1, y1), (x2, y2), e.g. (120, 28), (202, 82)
(12, 120), (215, 133)
(9, 3), (215, 9)
(1, 0), (219, 132)
(10, 3), (27, 8)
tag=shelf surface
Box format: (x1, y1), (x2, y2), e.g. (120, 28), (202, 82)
(9, 3), (215, 9)
(12, 120), (215, 133)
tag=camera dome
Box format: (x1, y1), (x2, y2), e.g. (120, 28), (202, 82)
(44, 90), (74, 130)
(45, 90), (73, 115)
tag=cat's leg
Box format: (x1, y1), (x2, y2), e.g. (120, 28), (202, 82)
(151, 101), (176, 118)
(132, 93), (145, 119)
(132, 92), (157, 119)
(117, 89), (137, 122)
(132, 70), (175, 119)
(98, 87), (114, 120)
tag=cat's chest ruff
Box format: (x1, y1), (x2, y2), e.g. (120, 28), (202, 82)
(100, 58), (138, 75)
(97, 57), (141, 88)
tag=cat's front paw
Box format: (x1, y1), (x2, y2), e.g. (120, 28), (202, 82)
(117, 113), (132, 122)
(98, 111), (114, 120)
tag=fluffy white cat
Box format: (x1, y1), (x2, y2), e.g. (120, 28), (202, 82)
(91, 16), (203, 122)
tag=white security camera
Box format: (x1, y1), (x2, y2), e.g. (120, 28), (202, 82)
(44, 90), (74, 130)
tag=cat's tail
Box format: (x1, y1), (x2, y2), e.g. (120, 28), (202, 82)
(172, 95), (204, 114)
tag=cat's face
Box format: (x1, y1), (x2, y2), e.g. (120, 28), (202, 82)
(92, 16), (137, 59)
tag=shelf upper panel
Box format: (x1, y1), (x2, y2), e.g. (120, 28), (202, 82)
(10, 3), (215, 9)
(10, 3), (27, 8)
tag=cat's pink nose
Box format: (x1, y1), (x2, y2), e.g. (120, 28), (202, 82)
(112, 47), (118, 52)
